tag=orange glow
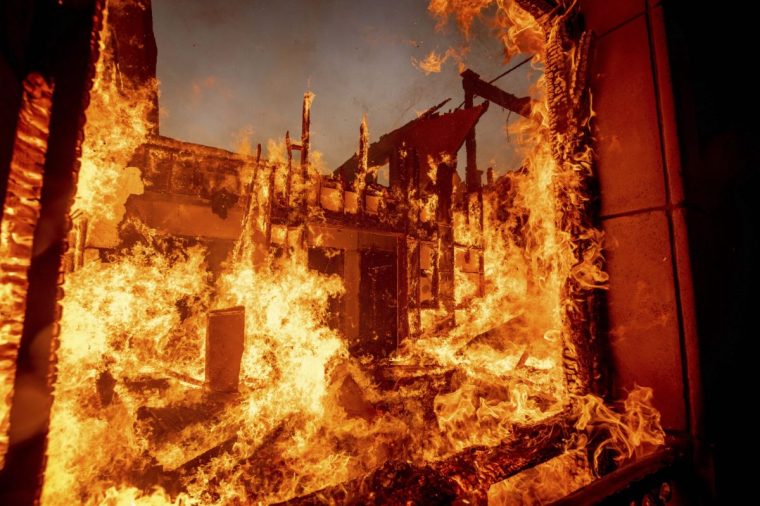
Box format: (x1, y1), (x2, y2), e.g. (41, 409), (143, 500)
(40, 1), (664, 504)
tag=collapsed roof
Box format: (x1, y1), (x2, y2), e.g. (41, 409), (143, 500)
(334, 102), (489, 185)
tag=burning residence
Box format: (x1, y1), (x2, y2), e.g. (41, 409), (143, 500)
(1, 0), (749, 504)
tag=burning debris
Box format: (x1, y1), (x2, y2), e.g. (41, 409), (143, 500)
(0, 1), (669, 505)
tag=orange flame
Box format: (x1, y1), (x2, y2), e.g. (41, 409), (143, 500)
(39, 1), (664, 504)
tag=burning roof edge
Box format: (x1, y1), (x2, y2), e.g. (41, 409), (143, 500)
(138, 134), (254, 163)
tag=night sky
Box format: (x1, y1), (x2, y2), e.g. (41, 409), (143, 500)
(152, 0), (540, 175)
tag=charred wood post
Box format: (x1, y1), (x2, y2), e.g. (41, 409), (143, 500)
(356, 118), (369, 216)
(238, 144), (268, 267)
(514, 0), (601, 396)
(407, 150), (422, 337)
(396, 149), (409, 343)
(462, 72), (480, 195)
(436, 162), (456, 325)
(300, 92), (312, 217)
(238, 144), (259, 257)
(262, 162), (276, 260)
(205, 307), (245, 394)
(396, 232), (410, 344)
(72, 214), (88, 270)
(285, 130), (294, 210)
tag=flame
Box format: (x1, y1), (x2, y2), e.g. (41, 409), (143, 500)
(412, 47), (467, 74)
(39, 1), (664, 504)
(0, 74), (53, 467)
(70, 3), (153, 250)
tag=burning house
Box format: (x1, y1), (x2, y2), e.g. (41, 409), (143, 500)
(0, 0), (754, 505)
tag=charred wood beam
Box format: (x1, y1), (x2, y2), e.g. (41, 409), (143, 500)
(461, 69), (533, 118)
(276, 415), (568, 505)
(436, 162), (456, 323)
(550, 443), (686, 506)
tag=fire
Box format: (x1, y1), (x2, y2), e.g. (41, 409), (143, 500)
(72, 4), (153, 249)
(39, 1), (664, 504)
(0, 74), (54, 468)
(412, 48), (467, 74)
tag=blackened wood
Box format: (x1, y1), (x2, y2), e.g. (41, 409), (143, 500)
(436, 163), (455, 323)
(300, 92), (311, 216)
(276, 415), (567, 506)
(461, 68), (533, 119)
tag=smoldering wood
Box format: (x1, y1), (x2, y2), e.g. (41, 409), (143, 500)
(461, 69), (533, 119)
(276, 415), (568, 506)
